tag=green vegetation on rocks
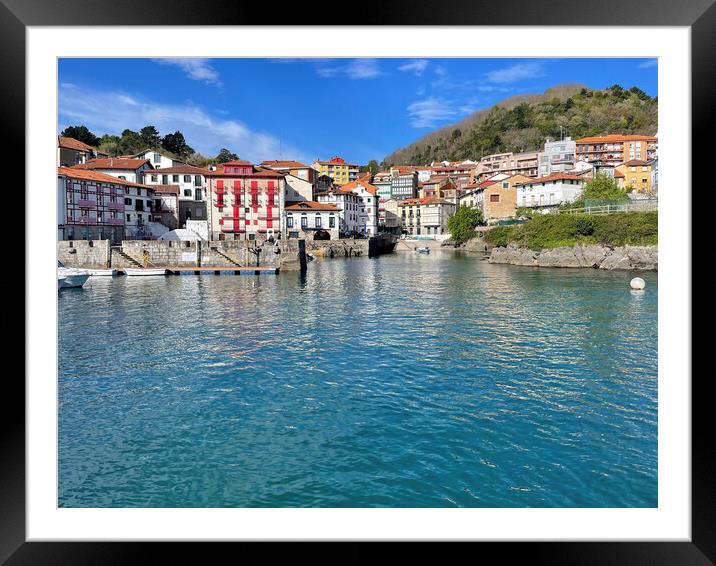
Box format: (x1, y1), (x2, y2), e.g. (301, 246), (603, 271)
(484, 211), (658, 250)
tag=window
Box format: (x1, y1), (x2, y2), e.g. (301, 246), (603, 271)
(502, 182), (509, 189)
(194, 175), (201, 187)
(195, 189), (202, 201)
(172, 175), (179, 183)
(301, 216), (308, 228)
(315, 216), (322, 228)
(125, 198), (132, 205)
(118, 176), (126, 180)
(154, 154), (161, 163)
(126, 214), (131, 222)
(162, 175), (168, 184)
(490, 194), (500, 202)
(196, 208), (203, 218)
(287, 216), (294, 228)
(329, 216), (335, 228)
(184, 189), (192, 197)
(150, 175), (157, 182)
(184, 175), (191, 182)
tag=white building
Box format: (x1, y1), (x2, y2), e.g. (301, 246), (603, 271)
(538, 137), (576, 176)
(284, 201), (341, 240)
(315, 186), (363, 236)
(399, 197), (456, 237)
(515, 173), (585, 210)
(283, 173), (314, 203)
(71, 157), (154, 184)
(143, 164), (209, 226)
(132, 149), (180, 170)
(340, 179), (380, 237)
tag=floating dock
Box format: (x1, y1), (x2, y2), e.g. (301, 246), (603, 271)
(119, 266), (279, 276)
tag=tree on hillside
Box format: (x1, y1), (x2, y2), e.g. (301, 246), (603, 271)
(215, 148), (239, 163)
(447, 206), (485, 243)
(162, 131), (193, 157)
(98, 134), (121, 156)
(360, 160), (380, 174)
(139, 126), (162, 148)
(60, 125), (100, 147)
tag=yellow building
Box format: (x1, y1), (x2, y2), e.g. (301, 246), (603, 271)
(312, 156), (359, 185)
(615, 160), (654, 193)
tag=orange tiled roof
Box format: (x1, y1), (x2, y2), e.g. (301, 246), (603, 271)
(260, 160), (311, 169)
(620, 159), (651, 167)
(576, 134), (658, 144)
(285, 201), (342, 212)
(515, 173), (584, 186)
(58, 136), (97, 152)
(146, 164), (209, 175)
(338, 179), (379, 196)
(58, 166), (147, 189)
(71, 157), (150, 171)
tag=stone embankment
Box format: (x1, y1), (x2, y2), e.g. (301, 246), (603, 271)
(488, 243), (658, 271)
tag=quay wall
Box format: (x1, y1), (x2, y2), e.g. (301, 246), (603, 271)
(59, 234), (397, 272)
(58, 240), (110, 268)
(488, 243), (658, 271)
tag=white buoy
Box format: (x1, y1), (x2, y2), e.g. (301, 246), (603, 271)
(630, 277), (646, 290)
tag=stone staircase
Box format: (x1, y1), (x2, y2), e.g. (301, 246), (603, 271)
(206, 246), (242, 267)
(111, 247), (143, 268)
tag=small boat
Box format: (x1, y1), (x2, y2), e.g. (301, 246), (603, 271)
(416, 246), (430, 254)
(124, 268), (168, 276)
(87, 268), (117, 277)
(57, 261), (90, 289)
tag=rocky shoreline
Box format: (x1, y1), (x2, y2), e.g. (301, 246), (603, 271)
(488, 243), (658, 271)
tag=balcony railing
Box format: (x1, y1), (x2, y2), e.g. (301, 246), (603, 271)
(107, 202), (124, 211)
(77, 199), (96, 208)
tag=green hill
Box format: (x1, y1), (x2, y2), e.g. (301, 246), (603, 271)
(383, 84), (658, 166)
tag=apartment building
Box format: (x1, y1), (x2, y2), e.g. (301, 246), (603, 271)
(399, 197), (456, 237)
(284, 201), (341, 240)
(538, 137), (576, 176)
(575, 134), (658, 167)
(205, 160), (286, 241)
(515, 173), (585, 210)
(312, 156), (359, 185)
(476, 151), (539, 182)
(390, 169), (418, 200)
(144, 164), (209, 226)
(615, 160), (656, 193)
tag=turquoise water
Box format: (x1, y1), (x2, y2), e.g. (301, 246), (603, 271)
(58, 251), (658, 507)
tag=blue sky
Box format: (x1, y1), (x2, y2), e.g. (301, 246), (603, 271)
(58, 58), (657, 165)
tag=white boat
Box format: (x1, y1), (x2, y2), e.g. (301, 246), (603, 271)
(416, 246), (430, 254)
(87, 268), (117, 277)
(124, 268), (168, 276)
(57, 261), (90, 289)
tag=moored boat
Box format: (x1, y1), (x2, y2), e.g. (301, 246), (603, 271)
(87, 268), (117, 277)
(124, 268), (168, 276)
(58, 261), (90, 289)
(416, 246), (430, 254)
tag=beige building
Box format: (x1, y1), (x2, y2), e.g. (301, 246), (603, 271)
(399, 197), (456, 236)
(576, 135), (658, 167)
(476, 151), (539, 182)
(615, 160), (655, 193)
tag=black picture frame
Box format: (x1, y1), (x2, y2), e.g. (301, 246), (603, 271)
(5, 0), (708, 562)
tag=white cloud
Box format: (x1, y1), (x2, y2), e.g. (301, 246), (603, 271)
(315, 59), (382, 79)
(153, 58), (222, 86)
(398, 59), (429, 76)
(57, 84), (309, 164)
(407, 98), (459, 128)
(638, 59), (658, 69)
(485, 62), (544, 83)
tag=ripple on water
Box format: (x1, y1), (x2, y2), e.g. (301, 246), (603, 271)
(58, 253), (657, 507)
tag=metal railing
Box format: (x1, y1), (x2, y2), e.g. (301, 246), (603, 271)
(558, 199), (658, 215)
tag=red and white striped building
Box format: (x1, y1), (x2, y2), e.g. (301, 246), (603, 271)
(205, 160), (286, 240)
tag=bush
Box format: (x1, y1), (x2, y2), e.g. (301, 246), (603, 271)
(448, 206), (485, 243)
(575, 216), (595, 236)
(484, 211), (657, 249)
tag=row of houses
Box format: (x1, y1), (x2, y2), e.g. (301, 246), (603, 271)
(56, 132), (658, 244)
(57, 138), (379, 243)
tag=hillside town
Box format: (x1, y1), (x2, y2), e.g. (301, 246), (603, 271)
(57, 133), (658, 244)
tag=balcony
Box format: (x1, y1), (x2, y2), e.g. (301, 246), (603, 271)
(77, 199), (96, 208)
(79, 216), (97, 225)
(108, 202), (124, 211)
(108, 218), (124, 225)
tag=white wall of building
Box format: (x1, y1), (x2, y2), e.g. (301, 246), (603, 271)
(517, 179), (584, 208)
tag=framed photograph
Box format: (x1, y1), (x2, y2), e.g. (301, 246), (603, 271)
(8, 0), (708, 561)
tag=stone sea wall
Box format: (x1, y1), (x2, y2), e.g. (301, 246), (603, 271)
(489, 243), (658, 271)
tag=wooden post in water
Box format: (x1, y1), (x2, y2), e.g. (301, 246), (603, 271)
(298, 240), (307, 272)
